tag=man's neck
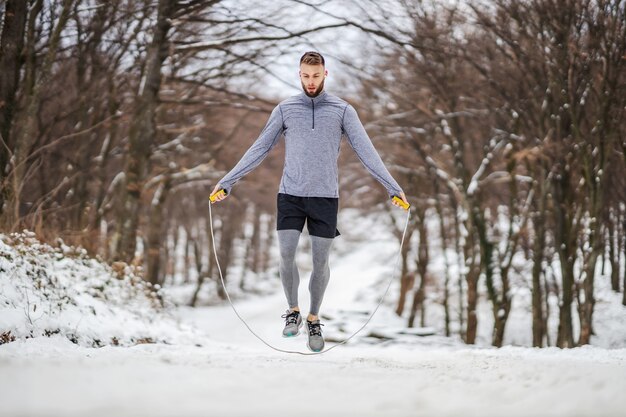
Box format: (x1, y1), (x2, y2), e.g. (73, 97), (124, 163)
(303, 89), (326, 99)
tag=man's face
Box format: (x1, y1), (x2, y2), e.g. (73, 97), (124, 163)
(299, 63), (327, 97)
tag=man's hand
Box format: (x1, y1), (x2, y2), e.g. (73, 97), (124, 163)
(210, 184), (228, 203)
(391, 192), (410, 210)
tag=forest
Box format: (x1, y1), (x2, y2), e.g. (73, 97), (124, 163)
(1, 0), (625, 349)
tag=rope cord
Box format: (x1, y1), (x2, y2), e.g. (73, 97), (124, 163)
(208, 201), (411, 355)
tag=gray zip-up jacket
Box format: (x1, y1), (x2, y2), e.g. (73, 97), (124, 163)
(218, 91), (403, 198)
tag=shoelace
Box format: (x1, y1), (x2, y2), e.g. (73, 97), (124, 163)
(281, 311), (300, 325)
(307, 321), (324, 337)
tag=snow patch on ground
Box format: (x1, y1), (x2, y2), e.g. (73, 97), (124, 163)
(0, 232), (201, 347)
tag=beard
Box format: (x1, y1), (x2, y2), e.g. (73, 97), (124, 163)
(301, 79), (325, 97)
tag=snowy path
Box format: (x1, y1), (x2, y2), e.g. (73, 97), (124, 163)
(2, 335), (626, 417)
(2, 223), (626, 416)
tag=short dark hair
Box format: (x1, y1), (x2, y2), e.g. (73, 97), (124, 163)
(300, 51), (325, 66)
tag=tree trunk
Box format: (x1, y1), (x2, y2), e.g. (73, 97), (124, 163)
(531, 209), (547, 347)
(435, 192), (452, 336)
(0, 0), (28, 218)
(473, 205), (503, 346)
(453, 201), (466, 340)
(190, 213), (217, 307)
(579, 196), (606, 345)
(145, 179), (171, 285)
(464, 206), (480, 345)
(578, 249), (599, 345)
(623, 216), (626, 307)
(239, 206), (255, 291)
(187, 235), (205, 302)
(407, 272), (423, 328)
(465, 267), (479, 344)
(395, 227), (414, 316)
(492, 275), (512, 347)
(260, 215), (276, 274)
(408, 209), (429, 328)
(248, 206), (261, 274)
(183, 229), (192, 283)
(543, 269), (552, 346)
(433, 181), (452, 337)
(215, 204), (244, 300)
(7, 0), (66, 229)
(556, 255), (576, 348)
(69, 2), (109, 232)
(553, 171), (576, 348)
(90, 75), (119, 231)
(113, 0), (176, 262)
(608, 212), (620, 292)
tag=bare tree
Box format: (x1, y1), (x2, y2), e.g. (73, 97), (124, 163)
(350, 0), (625, 347)
(0, 0), (28, 217)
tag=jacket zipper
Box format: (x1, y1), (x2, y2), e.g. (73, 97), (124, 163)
(311, 99), (315, 130)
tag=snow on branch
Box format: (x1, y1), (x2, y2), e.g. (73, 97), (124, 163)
(144, 162), (223, 191)
(404, 127), (464, 200)
(467, 134), (508, 196)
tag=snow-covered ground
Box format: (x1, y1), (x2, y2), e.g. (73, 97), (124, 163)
(2, 333), (625, 417)
(1, 211), (626, 416)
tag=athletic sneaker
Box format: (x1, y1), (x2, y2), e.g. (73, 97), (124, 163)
(281, 310), (303, 337)
(306, 319), (325, 352)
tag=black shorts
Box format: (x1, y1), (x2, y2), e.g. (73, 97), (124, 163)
(277, 193), (340, 238)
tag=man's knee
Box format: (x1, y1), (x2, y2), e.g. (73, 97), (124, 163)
(278, 230), (301, 259)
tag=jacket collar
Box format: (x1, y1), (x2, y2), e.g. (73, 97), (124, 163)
(299, 90), (327, 105)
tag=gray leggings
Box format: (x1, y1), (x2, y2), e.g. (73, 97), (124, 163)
(278, 229), (334, 316)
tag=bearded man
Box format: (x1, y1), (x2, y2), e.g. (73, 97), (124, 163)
(211, 51), (408, 352)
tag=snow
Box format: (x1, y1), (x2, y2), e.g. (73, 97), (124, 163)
(2, 212), (626, 416)
(0, 232), (200, 347)
(2, 335), (625, 417)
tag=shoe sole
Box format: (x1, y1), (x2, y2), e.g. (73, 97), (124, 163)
(282, 321), (303, 338)
(306, 341), (324, 352)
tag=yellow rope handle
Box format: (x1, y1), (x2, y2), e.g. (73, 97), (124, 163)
(392, 195), (410, 210)
(209, 189), (227, 203)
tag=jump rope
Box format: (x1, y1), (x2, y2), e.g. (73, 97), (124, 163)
(208, 190), (410, 355)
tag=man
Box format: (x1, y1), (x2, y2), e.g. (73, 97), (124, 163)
(211, 51), (408, 352)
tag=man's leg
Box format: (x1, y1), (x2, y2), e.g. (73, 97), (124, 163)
(277, 194), (307, 337)
(278, 229), (301, 309)
(308, 235), (333, 318)
(277, 193), (307, 311)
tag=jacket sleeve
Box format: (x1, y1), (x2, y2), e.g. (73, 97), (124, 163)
(342, 104), (403, 197)
(218, 105), (284, 194)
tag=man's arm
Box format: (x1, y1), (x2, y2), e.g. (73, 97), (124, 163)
(342, 104), (405, 200)
(214, 105), (284, 196)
